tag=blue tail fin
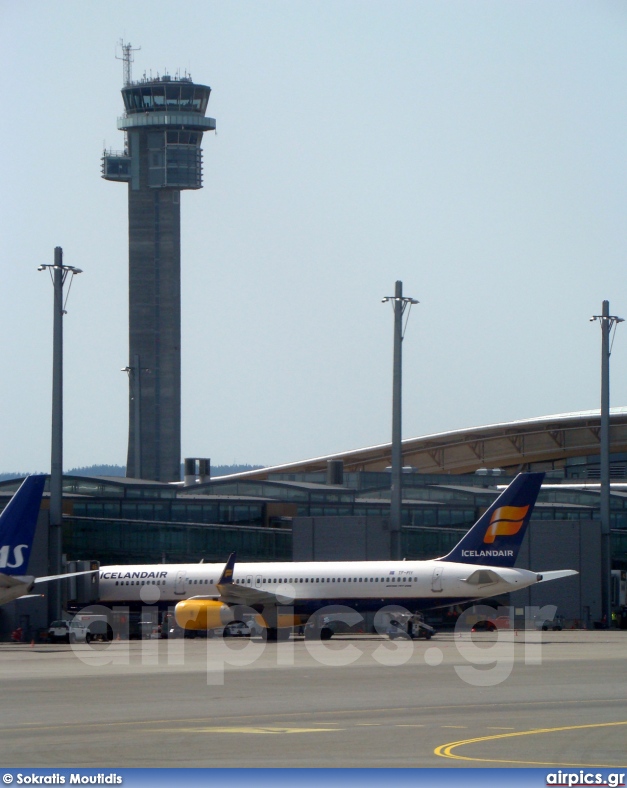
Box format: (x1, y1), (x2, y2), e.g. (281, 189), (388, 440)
(0, 475), (46, 575)
(438, 472), (544, 567)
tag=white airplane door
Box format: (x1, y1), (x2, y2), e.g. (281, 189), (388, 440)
(431, 566), (444, 593)
(255, 575), (262, 588)
(174, 569), (187, 595)
(246, 574), (253, 586)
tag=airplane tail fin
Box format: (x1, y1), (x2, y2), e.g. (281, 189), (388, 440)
(438, 472), (544, 567)
(0, 475), (47, 576)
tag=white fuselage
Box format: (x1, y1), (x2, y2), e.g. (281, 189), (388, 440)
(98, 560), (542, 612)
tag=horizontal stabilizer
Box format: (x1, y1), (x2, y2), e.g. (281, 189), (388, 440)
(536, 569), (578, 583)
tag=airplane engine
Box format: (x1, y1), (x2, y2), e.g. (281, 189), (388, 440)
(174, 599), (234, 631)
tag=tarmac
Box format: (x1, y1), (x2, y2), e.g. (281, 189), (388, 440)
(0, 630), (626, 768)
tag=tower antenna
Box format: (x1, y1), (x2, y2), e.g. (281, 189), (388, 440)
(116, 39), (141, 86)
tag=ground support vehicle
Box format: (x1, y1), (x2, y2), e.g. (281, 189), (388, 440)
(222, 622), (252, 637)
(48, 620), (89, 644)
(73, 613), (114, 642)
(536, 614), (564, 631)
(387, 614), (436, 640)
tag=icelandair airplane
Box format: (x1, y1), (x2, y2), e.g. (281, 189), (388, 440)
(0, 475), (96, 605)
(98, 472), (577, 639)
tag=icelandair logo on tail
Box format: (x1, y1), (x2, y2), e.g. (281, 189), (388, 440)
(483, 505), (529, 544)
(461, 504), (530, 558)
(0, 543), (28, 569)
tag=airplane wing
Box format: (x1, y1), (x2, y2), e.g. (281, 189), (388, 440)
(0, 569), (97, 605)
(0, 574), (35, 606)
(0, 574), (34, 593)
(33, 569), (98, 585)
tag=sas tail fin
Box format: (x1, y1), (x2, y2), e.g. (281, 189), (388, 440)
(0, 475), (46, 576)
(438, 472), (544, 567)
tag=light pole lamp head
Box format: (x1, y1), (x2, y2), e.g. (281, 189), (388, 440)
(37, 264), (83, 274)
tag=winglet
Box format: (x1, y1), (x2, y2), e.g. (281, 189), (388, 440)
(0, 475), (46, 576)
(217, 552), (236, 586)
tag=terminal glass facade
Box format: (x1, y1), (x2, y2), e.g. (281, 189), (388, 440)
(2, 465), (627, 568)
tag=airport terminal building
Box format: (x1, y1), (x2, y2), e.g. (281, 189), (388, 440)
(2, 409), (627, 638)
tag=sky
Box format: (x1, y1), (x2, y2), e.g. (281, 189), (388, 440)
(2, 1), (627, 473)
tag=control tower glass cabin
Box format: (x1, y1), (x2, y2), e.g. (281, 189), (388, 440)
(102, 75), (215, 483)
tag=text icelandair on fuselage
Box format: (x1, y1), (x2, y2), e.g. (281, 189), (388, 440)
(461, 549), (514, 558)
(12, 775), (122, 785)
(99, 571), (167, 580)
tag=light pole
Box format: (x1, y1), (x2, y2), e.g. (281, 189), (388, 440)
(382, 281), (418, 560)
(590, 300), (623, 628)
(38, 248), (82, 621)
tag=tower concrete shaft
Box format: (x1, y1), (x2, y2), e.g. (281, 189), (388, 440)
(103, 70), (215, 482)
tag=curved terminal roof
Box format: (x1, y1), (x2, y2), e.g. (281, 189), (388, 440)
(221, 408), (627, 481)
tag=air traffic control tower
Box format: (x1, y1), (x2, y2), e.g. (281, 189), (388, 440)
(102, 46), (215, 482)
